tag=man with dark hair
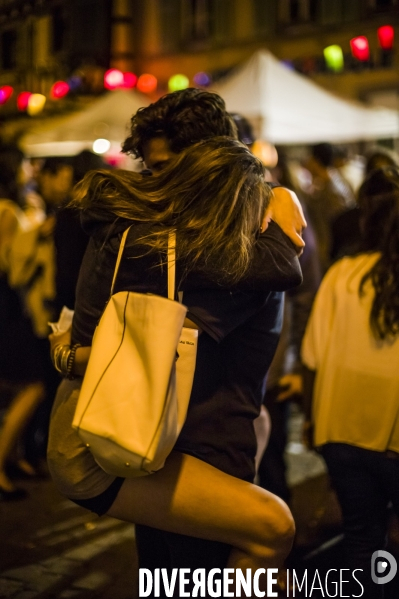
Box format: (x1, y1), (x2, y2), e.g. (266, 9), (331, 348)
(305, 142), (355, 271)
(123, 89), (306, 247)
(123, 88), (237, 159)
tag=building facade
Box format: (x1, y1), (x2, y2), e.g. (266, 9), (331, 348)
(0, 0), (398, 115)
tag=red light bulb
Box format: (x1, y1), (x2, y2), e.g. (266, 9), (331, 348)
(123, 72), (137, 88)
(51, 81), (70, 99)
(0, 85), (13, 104)
(350, 36), (370, 61)
(17, 92), (32, 111)
(378, 25), (394, 50)
(104, 69), (124, 90)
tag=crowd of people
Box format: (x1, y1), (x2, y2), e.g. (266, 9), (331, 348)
(0, 149), (104, 497)
(0, 88), (398, 598)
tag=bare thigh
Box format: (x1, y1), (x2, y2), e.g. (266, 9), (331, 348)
(107, 451), (294, 559)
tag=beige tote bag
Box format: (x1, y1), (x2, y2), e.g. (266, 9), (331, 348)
(73, 228), (198, 477)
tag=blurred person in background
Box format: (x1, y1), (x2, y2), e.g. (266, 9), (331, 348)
(331, 147), (399, 262)
(258, 153), (322, 503)
(332, 145), (356, 196)
(303, 142), (356, 272)
(10, 157), (74, 340)
(10, 157), (74, 464)
(0, 145), (46, 499)
(24, 153), (107, 462)
(53, 150), (108, 314)
(365, 146), (399, 174)
(301, 166), (399, 598)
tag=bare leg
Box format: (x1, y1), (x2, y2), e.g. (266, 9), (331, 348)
(107, 451), (294, 571)
(253, 405), (271, 476)
(0, 382), (45, 491)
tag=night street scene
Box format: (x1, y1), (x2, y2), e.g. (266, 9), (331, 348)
(1, 1), (399, 598)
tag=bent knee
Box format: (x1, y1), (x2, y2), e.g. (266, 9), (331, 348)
(252, 495), (295, 561)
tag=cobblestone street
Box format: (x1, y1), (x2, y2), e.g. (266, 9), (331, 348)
(0, 408), (398, 598)
(0, 408), (328, 599)
(0, 475), (137, 598)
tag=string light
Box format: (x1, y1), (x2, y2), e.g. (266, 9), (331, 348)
(104, 69), (124, 90)
(168, 74), (189, 92)
(67, 76), (82, 91)
(17, 92), (32, 111)
(27, 93), (46, 115)
(93, 139), (111, 154)
(324, 45), (344, 72)
(0, 85), (13, 104)
(7, 33), (392, 112)
(123, 72), (138, 88)
(193, 72), (211, 86)
(51, 81), (70, 99)
(350, 36), (370, 61)
(378, 25), (394, 50)
(137, 74), (157, 94)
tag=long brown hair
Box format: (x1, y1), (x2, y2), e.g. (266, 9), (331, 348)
(71, 137), (270, 283)
(358, 166), (399, 341)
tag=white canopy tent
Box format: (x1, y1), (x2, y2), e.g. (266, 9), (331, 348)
(212, 50), (399, 144)
(20, 89), (150, 157)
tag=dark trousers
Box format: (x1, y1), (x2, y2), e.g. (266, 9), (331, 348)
(321, 443), (399, 599)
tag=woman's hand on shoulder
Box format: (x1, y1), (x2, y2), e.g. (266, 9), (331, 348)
(262, 187), (306, 252)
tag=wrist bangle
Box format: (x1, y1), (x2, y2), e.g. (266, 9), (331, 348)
(60, 346), (70, 374)
(52, 344), (72, 377)
(66, 344), (81, 380)
(52, 344), (62, 370)
(53, 344), (70, 374)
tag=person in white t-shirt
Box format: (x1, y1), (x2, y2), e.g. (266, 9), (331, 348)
(301, 166), (399, 599)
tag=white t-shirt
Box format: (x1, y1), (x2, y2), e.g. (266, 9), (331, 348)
(301, 253), (399, 452)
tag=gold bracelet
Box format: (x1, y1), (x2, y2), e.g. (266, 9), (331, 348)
(52, 344), (62, 371)
(52, 344), (71, 376)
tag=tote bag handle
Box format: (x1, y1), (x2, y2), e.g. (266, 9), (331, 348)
(110, 227), (177, 301)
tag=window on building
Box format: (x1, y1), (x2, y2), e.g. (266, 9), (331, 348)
(278, 0), (318, 25)
(159, 0), (181, 52)
(1, 29), (17, 69)
(253, 0), (276, 36)
(185, 0), (212, 41)
(368, 0), (398, 9)
(52, 6), (68, 53)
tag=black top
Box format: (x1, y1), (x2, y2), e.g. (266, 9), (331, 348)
(73, 213), (302, 481)
(53, 206), (89, 313)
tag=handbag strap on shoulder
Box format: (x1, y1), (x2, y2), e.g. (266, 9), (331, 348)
(167, 232), (176, 301)
(109, 227), (177, 300)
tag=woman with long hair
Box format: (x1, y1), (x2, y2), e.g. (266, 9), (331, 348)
(47, 137), (302, 589)
(301, 166), (399, 598)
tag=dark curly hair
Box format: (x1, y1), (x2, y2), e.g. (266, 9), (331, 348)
(358, 166), (399, 341)
(122, 88), (238, 159)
